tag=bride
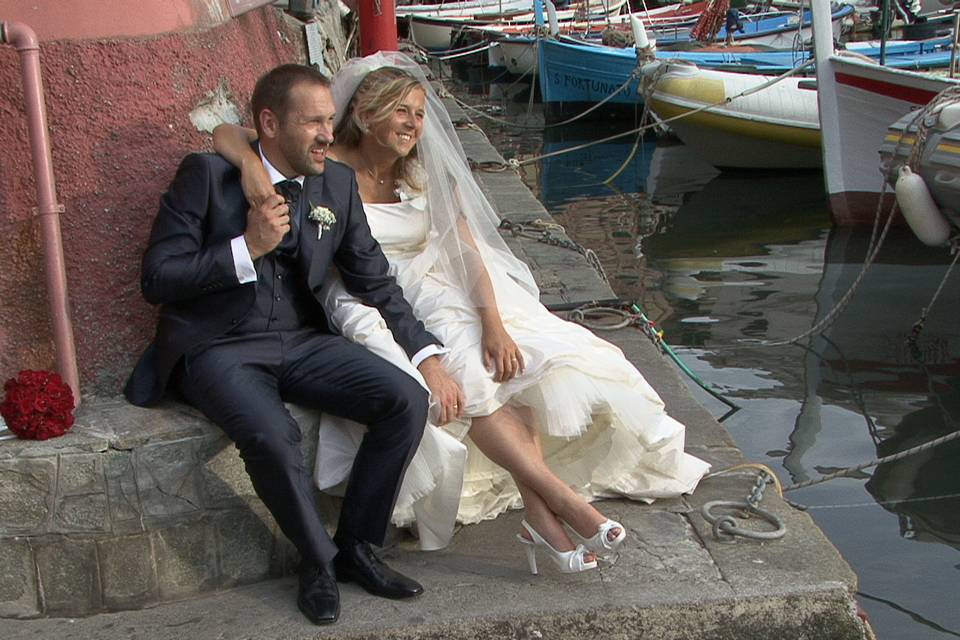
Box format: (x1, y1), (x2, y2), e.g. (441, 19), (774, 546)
(213, 51), (709, 574)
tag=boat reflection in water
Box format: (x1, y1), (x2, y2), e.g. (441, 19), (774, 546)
(866, 377), (960, 550)
(820, 227), (960, 551)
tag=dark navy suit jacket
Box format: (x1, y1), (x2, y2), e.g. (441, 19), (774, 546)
(124, 151), (438, 406)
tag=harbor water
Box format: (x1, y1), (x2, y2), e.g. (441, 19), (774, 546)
(444, 62), (960, 639)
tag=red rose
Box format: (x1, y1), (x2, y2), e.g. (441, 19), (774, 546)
(0, 370), (75, 440)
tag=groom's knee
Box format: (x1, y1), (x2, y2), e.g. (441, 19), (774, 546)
(381, 374), (429, 443)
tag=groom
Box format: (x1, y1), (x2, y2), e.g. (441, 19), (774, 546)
(125, 64), (458, 625)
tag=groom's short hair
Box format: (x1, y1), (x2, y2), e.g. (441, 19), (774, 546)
(251, 64), (331, 135)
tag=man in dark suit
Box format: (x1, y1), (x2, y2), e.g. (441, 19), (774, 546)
(125, 64), (462, 626)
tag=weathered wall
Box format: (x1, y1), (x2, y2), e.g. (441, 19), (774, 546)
(0, 5), (316, 396)
(0, 0), (250, 41)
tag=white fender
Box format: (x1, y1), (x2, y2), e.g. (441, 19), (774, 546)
(938, 103), (960, 130)
(546, 0), (559, 36)
(631, 14), (649, 49)
(896, 165), (952, 246)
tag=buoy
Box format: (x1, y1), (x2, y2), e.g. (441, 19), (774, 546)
(896, 165), (952, 246)
(546, 0), (559, 36)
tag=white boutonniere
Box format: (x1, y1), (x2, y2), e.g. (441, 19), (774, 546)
(307, 203), (336, 239)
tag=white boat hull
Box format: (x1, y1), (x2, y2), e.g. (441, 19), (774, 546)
(816, 55), (958, 224)
(647, 62), (821, 169)
(496, 39), (538, 75)
(811, 0), (960, 225)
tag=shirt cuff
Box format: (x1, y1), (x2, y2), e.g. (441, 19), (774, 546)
(231, 235), (257, 284)
(412, 344), (447, 369)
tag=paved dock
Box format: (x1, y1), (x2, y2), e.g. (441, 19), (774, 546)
(0, 87), (867, 640)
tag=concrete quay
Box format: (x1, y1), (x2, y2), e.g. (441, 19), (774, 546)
(0, 81), (866, 639)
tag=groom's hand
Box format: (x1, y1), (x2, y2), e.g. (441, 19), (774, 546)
(244, 193), (290, 260)
(418, 355), (465, 425)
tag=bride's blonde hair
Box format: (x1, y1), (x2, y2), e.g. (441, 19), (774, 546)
(335, 66), (425, 191)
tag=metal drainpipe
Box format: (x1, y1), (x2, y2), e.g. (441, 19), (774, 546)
(1, 21), (81, 407)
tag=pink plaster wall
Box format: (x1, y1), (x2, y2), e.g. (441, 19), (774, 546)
(0, 0), (233, 42)
(0, 6), (305, 395)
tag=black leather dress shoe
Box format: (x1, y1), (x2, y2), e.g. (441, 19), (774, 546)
(333, 537), (424, 599)
(297, 562), (340, 625)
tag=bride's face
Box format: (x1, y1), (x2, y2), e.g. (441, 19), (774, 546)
(367, 87), (426, 159)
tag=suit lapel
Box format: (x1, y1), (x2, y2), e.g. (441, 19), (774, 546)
(302, 171), (327, 287)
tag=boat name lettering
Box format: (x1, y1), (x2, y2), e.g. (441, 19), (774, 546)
(554, 72), (621, 95)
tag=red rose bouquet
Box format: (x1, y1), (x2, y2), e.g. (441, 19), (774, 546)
(0, 370), (75, 440)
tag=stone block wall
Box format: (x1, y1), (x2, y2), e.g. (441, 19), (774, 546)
(0, 398), (333, 618)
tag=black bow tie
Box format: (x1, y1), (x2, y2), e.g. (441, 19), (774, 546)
(275, 180), (302, 256)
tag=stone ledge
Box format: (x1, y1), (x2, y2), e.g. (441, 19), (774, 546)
(0, 398), (326, 618)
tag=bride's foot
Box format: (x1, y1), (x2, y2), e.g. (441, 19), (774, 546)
(568, 519), (626, 557)
(555, 499), (626, 557)
(517, 520), (597, 574)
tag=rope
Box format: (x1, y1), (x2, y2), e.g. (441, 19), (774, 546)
(795, 491), (960, 511)
(910, 244), (960, 342)
(429, 42), (494, 61)
(782, 427), (960, 492)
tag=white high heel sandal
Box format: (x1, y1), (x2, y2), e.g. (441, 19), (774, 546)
(569, 519), (627, 558)
(516, 520), (598, 575)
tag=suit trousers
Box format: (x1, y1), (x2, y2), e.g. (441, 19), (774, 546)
(175, 328), (428, 567)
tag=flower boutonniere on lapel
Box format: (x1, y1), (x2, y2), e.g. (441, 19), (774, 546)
(308, 203), (337, 240)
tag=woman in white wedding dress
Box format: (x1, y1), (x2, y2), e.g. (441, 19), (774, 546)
(213, 52), (709, 573)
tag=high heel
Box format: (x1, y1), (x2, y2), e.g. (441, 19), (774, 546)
(515, 520), (597, 575)
(569, 519), (626, 557)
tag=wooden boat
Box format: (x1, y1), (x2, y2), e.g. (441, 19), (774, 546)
(396, 0), (532, 18)
(407, 0), (627, 50)
(644, 59), (822, 169)
(498, 1), (853, 77)
(609, 3), (853, 49)
(810, 0), (960, 225)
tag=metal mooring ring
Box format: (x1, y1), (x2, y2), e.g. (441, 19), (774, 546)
(701, 500), (787, 541)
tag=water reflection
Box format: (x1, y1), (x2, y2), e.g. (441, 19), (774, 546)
(867, 378), (960, 550)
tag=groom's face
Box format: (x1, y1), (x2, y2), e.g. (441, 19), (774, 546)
(268, 81), (336, 177)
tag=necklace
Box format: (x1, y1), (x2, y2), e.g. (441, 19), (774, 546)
(365, 167), (388, 186)
(358, 149), (396, 186)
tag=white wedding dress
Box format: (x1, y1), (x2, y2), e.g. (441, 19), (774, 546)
(313, 190), (710, 550)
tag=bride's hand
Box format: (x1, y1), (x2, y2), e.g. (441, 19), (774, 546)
(240, 156), (276, 209)
(418, 355), (465, 425)
(482, 323), (524, 383)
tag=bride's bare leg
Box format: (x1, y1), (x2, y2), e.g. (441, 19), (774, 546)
(515, 409), (622, 544)
(468, 405), (620, 548)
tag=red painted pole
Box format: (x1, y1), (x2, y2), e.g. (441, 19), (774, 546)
(359, 0), (398, 55)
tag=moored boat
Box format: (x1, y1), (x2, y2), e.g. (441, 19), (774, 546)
(643, 60), (821, 169)
(811, 0), (960, 226)
(407, 0), (627, 50)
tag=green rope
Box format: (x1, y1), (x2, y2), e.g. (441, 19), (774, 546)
(628, 304), (740, 414)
